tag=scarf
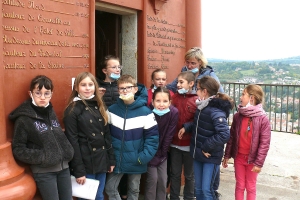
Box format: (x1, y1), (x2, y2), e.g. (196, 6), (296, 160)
(73, 94), (95, 102)
(238, 103), (266, 117)
(196, 95), (215, 111)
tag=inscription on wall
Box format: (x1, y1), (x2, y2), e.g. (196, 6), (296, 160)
(2, 0), (90, 70)
(146, 15), (186, 70)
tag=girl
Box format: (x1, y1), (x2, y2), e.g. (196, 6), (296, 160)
(144, 87), (178, 200)
(222, 84), (271, 200)
(147, 69), (174, 106)
(170, 71), (198, 200)
(97, 55), (122, 106)
(64, 72), (115, 200)
(97, 55), (128, 200)
(189, 76), (233, 200)
(10, 75), (74, 200)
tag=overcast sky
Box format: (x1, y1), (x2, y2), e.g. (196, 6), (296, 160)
(201, 0), (300, 60)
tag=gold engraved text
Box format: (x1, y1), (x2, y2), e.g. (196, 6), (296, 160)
(2, 25), (19, 32)
(48, 61), (64, 69)
(3, 35), (31, 45)
(3, 48), (26, 57)
(28, 1), (45, 10)
(2, 0), (25, 7)
(2, 10), (25, 20)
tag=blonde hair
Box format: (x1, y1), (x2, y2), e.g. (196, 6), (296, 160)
(244, 84), (265, 105)
(64, 72), (108, 124)
(185, 47), (208, 68)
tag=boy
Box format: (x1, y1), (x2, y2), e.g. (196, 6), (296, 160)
(105, 74), (159, 200)
(170, 71), (197, 200)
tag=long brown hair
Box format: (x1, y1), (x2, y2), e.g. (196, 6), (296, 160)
(198, 76), (234, 109)
(64, 72), (108, 124)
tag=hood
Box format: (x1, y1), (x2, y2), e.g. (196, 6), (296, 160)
(208, 98), (232, 118)
(199, 65), (214, 75)
(9, 99), (41, 121)
(116, 83), (148, 110)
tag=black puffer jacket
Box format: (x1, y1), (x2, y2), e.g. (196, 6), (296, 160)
(9, 100), (74, 173)
(97, 79), (119, 107)
(64, 99), (115, 178)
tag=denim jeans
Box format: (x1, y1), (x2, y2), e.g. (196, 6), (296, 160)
(33, 168), (72, 200)
(144, 160), (167, 200)
(170, 147), (194, 200)
(213, 167), (220, 191)
(78, 173), (107, 200)
(105, 173), (141, 200)
(234, 153), (258, 200)
(193, 160), (219, 200)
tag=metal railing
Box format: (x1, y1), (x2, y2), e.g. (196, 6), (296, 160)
(221, 82), (300, 134)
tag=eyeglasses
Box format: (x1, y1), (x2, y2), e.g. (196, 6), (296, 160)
(118, 86), (136, 92)
(185, 61), (198, 66)
(32, 91), (52, 98)
(108, 65), (123, 70)
(196, 87), (204, 92)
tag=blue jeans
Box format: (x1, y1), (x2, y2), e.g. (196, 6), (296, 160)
(214, 167), (220, 191)
(33, 168), (72, 200)
(194, 160), (219, 200)
(78, 173), (106, 200)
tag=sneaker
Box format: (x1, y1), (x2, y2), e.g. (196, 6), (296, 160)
(215, 191), (221, 200)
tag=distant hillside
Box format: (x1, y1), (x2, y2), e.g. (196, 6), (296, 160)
(207, 56), (300, 84)
(208, 56), (300, 64)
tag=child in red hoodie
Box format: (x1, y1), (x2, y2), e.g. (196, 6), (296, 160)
(169, 71), (198, 200)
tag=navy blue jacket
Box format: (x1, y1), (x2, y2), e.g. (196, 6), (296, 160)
(107, 83), (159, 174)
(189, 98), (231, 165)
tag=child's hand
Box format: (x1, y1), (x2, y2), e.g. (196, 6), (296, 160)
(222, 158), (229, 168)
(76, 176), (86, 185)
(99, 87), (106, 96)
(178, 128), (185, 139)
(202, 150), (211, 158)
(251, 166), (261, 173)
(108, 166), (115, 173)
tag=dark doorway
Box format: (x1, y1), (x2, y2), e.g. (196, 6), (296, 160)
(95, 11), (121, 80)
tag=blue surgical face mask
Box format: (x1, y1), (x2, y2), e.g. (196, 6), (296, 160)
(110, 73), (120, 80)
(178, 88), (189, 94)
(153, 108), (170, 116)
(190, 67), (199, 74)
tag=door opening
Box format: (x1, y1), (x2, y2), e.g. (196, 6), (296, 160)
(95, 11), (121, 80)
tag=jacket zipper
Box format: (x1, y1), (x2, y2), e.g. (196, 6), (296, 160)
(248, 118), (254, 164)
(118, 106), (128, 173)
(193, 110), (201, 158)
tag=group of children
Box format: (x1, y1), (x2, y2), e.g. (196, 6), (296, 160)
(10, 47), (271, 200)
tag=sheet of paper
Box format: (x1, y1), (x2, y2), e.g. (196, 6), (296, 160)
(71, 175), (100, 200)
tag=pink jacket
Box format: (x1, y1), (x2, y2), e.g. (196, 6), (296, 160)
(224, 112), (271, 167)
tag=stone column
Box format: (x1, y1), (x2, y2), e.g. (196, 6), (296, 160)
(0, 4), (36, 199)
(186, 0), (202, 49)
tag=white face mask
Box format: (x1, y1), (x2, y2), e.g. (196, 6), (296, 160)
(30, 92), (50, 107)
(119, 93), (134, 101)
(244, 96), (253, 108)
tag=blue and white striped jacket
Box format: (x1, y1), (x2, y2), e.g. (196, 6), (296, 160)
(107, 84), (159, 174)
